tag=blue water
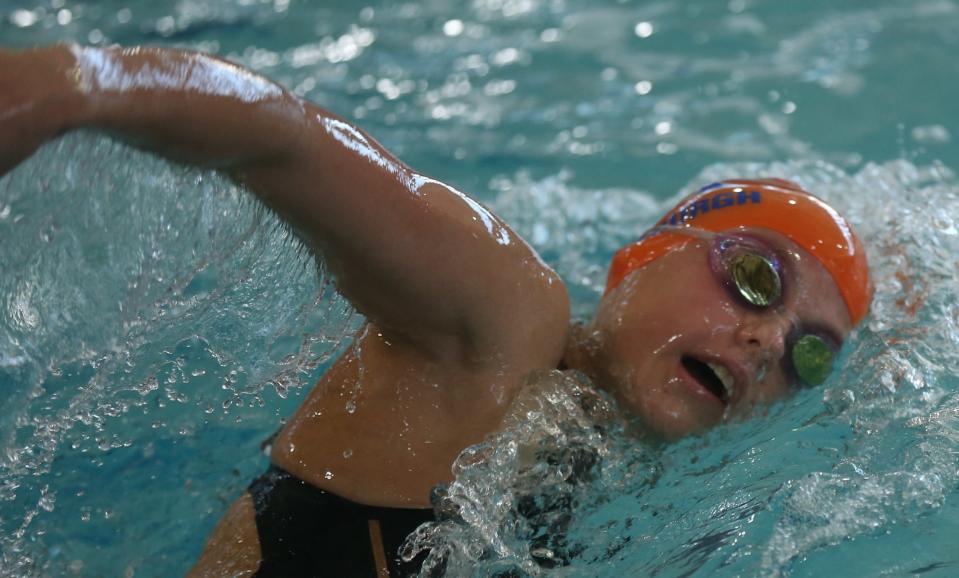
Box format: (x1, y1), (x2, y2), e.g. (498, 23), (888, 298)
(2, 0), (959, 576)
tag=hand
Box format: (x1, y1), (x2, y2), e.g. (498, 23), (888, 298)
(0, 46), (82, 177)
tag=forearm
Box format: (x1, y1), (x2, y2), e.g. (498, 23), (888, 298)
(0, 45), (84, 174)
(59, 45), (311, 168)
(5, 44), (414, 262)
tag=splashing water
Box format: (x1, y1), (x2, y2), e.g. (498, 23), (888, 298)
(402, 370), (622, 577)
(0, 134), (359, 576)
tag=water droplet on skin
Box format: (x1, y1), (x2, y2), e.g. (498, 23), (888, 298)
(324, 470), (334, 480)
(345, 401), (357, 413)
(342, 449), (353, 459)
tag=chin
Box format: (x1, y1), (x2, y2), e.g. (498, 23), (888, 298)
(624, 397), (719, 442)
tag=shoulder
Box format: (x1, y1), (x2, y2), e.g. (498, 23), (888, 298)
(360, 177), (571, 372)
(462, 245), (571, 373)
(382, 232), (571, 374)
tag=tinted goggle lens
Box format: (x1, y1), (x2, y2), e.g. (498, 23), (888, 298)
(791, 334), (835, 386)
(730, 253), (782, 307)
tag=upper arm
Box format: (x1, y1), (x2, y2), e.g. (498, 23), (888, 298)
(232, 105), (569, 367)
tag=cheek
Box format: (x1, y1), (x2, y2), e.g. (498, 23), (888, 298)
(597, 282), (745, 384)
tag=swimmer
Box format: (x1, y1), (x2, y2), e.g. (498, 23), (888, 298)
(0, 45), (871, 577)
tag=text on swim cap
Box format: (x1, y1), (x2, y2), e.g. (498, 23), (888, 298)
(665, 189), (761, 225)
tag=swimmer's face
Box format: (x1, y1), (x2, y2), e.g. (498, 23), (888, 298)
(586, 228), (853, 440)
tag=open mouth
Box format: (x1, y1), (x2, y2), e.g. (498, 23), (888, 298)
(681, 356), (735, 404)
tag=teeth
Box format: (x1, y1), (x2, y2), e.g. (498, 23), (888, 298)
(707, 362), (736, 399)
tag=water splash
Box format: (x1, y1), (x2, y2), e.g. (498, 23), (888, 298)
(0, 134), (359, 576)
(401, 370), (620, 577)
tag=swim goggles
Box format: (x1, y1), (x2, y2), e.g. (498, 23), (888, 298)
(709, 233), (836, 388)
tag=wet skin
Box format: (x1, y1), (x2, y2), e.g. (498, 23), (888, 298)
(0, 45), (856, 576)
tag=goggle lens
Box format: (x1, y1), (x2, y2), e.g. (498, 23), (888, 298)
(791, 334), (835, 386)
(731, 253), (782, 307)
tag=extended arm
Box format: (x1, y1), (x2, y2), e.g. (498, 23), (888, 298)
(0, 45), (568, 368)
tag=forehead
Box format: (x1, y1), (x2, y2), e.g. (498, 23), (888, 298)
(739, 227), (853, 338)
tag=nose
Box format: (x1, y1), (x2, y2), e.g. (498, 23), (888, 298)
(734, 312), (791, 362)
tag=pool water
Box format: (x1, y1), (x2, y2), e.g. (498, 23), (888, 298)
(2, 0), (959, 576)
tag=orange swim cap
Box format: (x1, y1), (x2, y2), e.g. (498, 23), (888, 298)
(605, 178), (872, 325)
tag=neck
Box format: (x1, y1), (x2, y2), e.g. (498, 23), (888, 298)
(561, 321), (602, 382)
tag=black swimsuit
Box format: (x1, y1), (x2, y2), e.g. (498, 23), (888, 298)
(248, 465), (435, 578)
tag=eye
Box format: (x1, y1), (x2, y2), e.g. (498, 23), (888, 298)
(790, 333), (836, 387)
